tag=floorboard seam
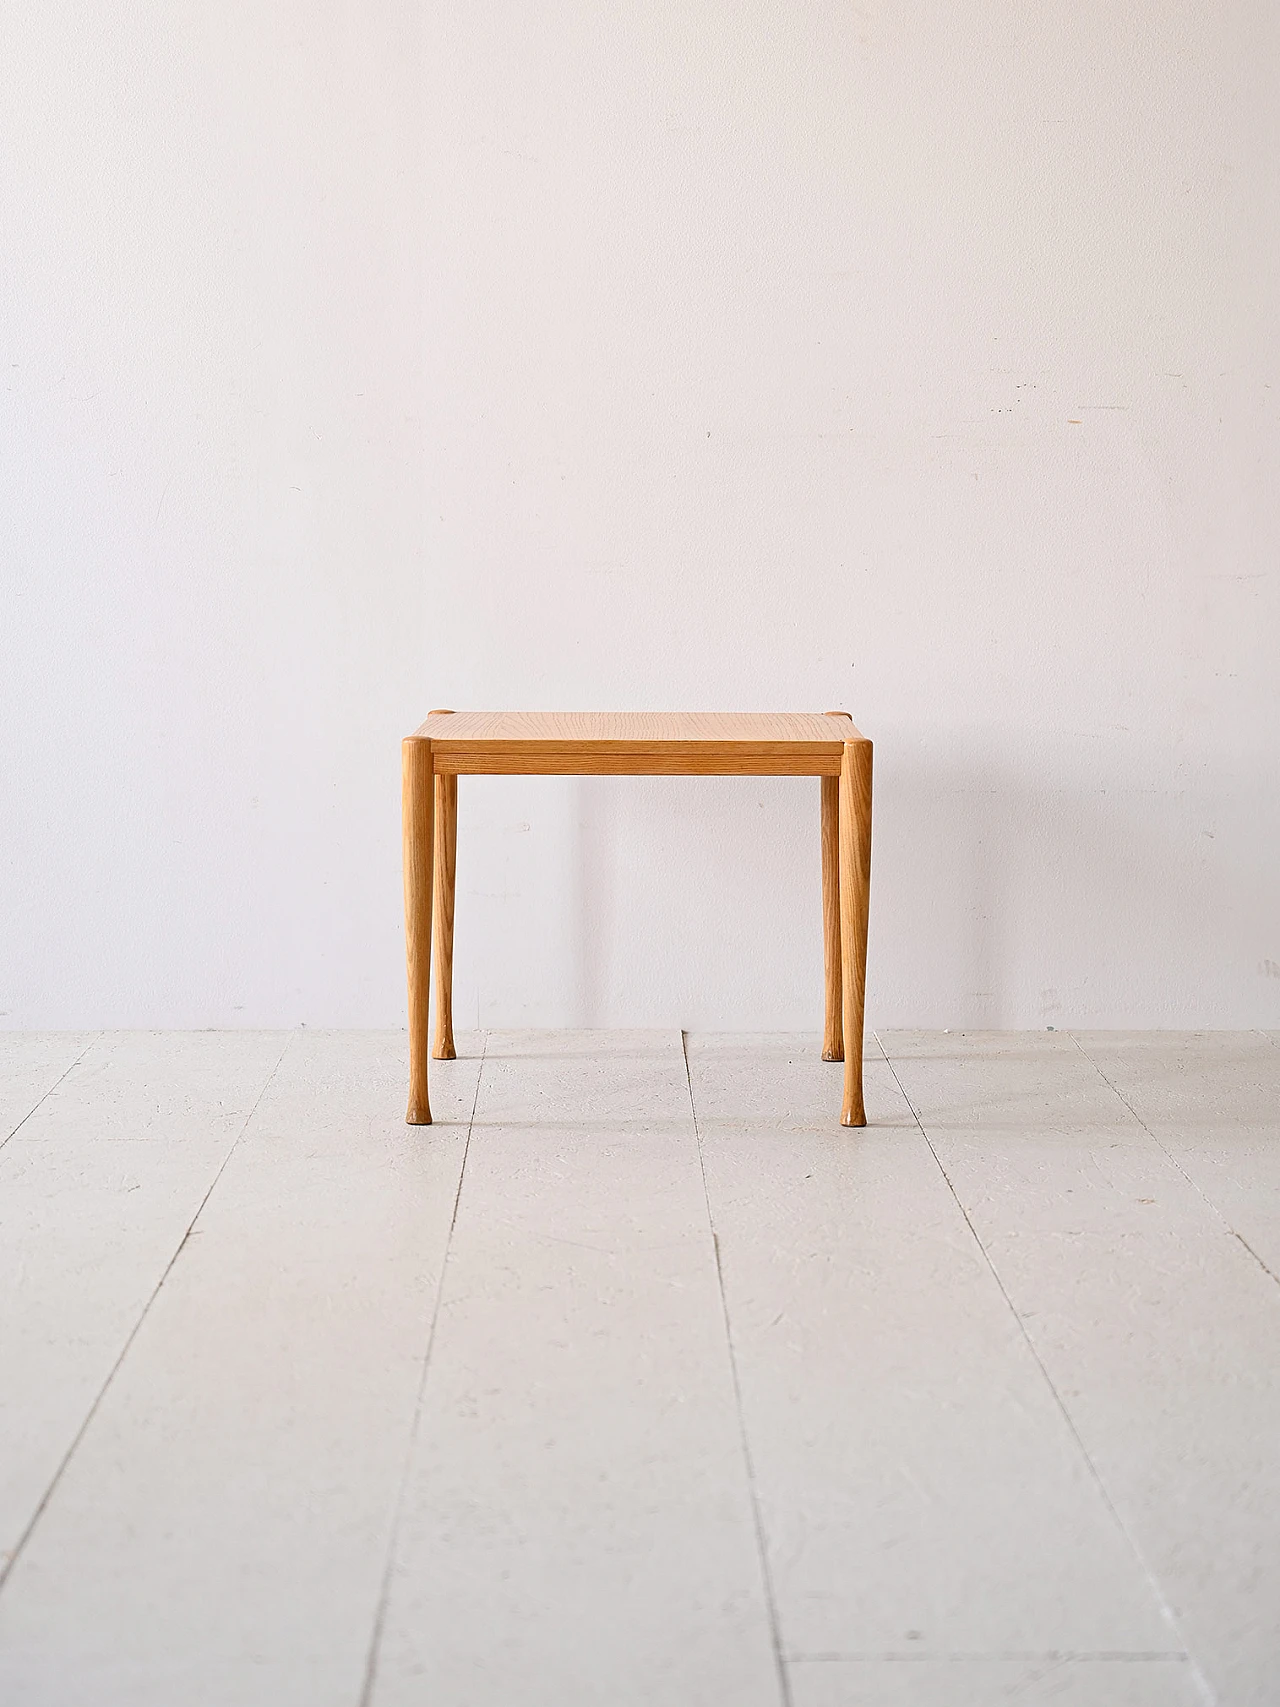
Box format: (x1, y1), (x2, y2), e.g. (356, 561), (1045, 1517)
(871, 1031), (1218, 1707)
(0, 1029), (293, 1596)
(357, 1032), (489, 1707)
(788, 1649), (1190, 1663)
(0, 1033), (102, 1153)
(1070, 1035), (1280, 1294)
(681, 1031), (793, 1707)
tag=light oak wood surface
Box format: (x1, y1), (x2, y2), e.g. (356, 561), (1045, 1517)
(432, 773), (458, 1062)
(820, 773), (844, 1061)
(402, 711), (873, 1127)
(402, 738), (434, 1124)
(413, 710), (864, 776)
(838, 739), (873, 1127)
(820, 710), (849, 1063)
(820, 765), (843, 1064)
(414, 710), (863, 742)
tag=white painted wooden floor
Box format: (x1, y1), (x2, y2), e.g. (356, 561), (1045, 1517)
(1, 1031), (1277, 1707)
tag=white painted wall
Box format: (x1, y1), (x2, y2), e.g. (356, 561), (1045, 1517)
(4, 1), (1278, 1031)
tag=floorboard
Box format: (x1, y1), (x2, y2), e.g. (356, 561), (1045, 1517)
(0, 1030), (1276, 1705)
(883, 1029), (1280, 1707)
(0, 1032), (285, 1583)
(365, 1031), (781, 1707)
(686, 1036), (1186, 1690)
(0, 1033), (98, 1147)
(0, 1033), (480, 1707)
(788, 1653), (1197, 1707)
(1074, 1031), (1280, 1280)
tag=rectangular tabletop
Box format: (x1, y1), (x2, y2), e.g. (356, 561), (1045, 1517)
(412, 711), (867, 775)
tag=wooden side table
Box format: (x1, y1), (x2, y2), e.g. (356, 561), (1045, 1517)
(402, 712), (872, 1127)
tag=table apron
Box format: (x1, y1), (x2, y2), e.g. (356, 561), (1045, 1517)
(429, 742), (846, 776)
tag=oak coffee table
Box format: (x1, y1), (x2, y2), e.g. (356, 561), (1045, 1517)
(402, 711), (872, 1127)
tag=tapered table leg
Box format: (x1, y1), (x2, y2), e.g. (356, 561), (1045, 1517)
(839, 738), (872, 1127)
(820, 774), (843, 1061)
(403, 736), (434, 1124)
(432, 772), (457, 1060)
